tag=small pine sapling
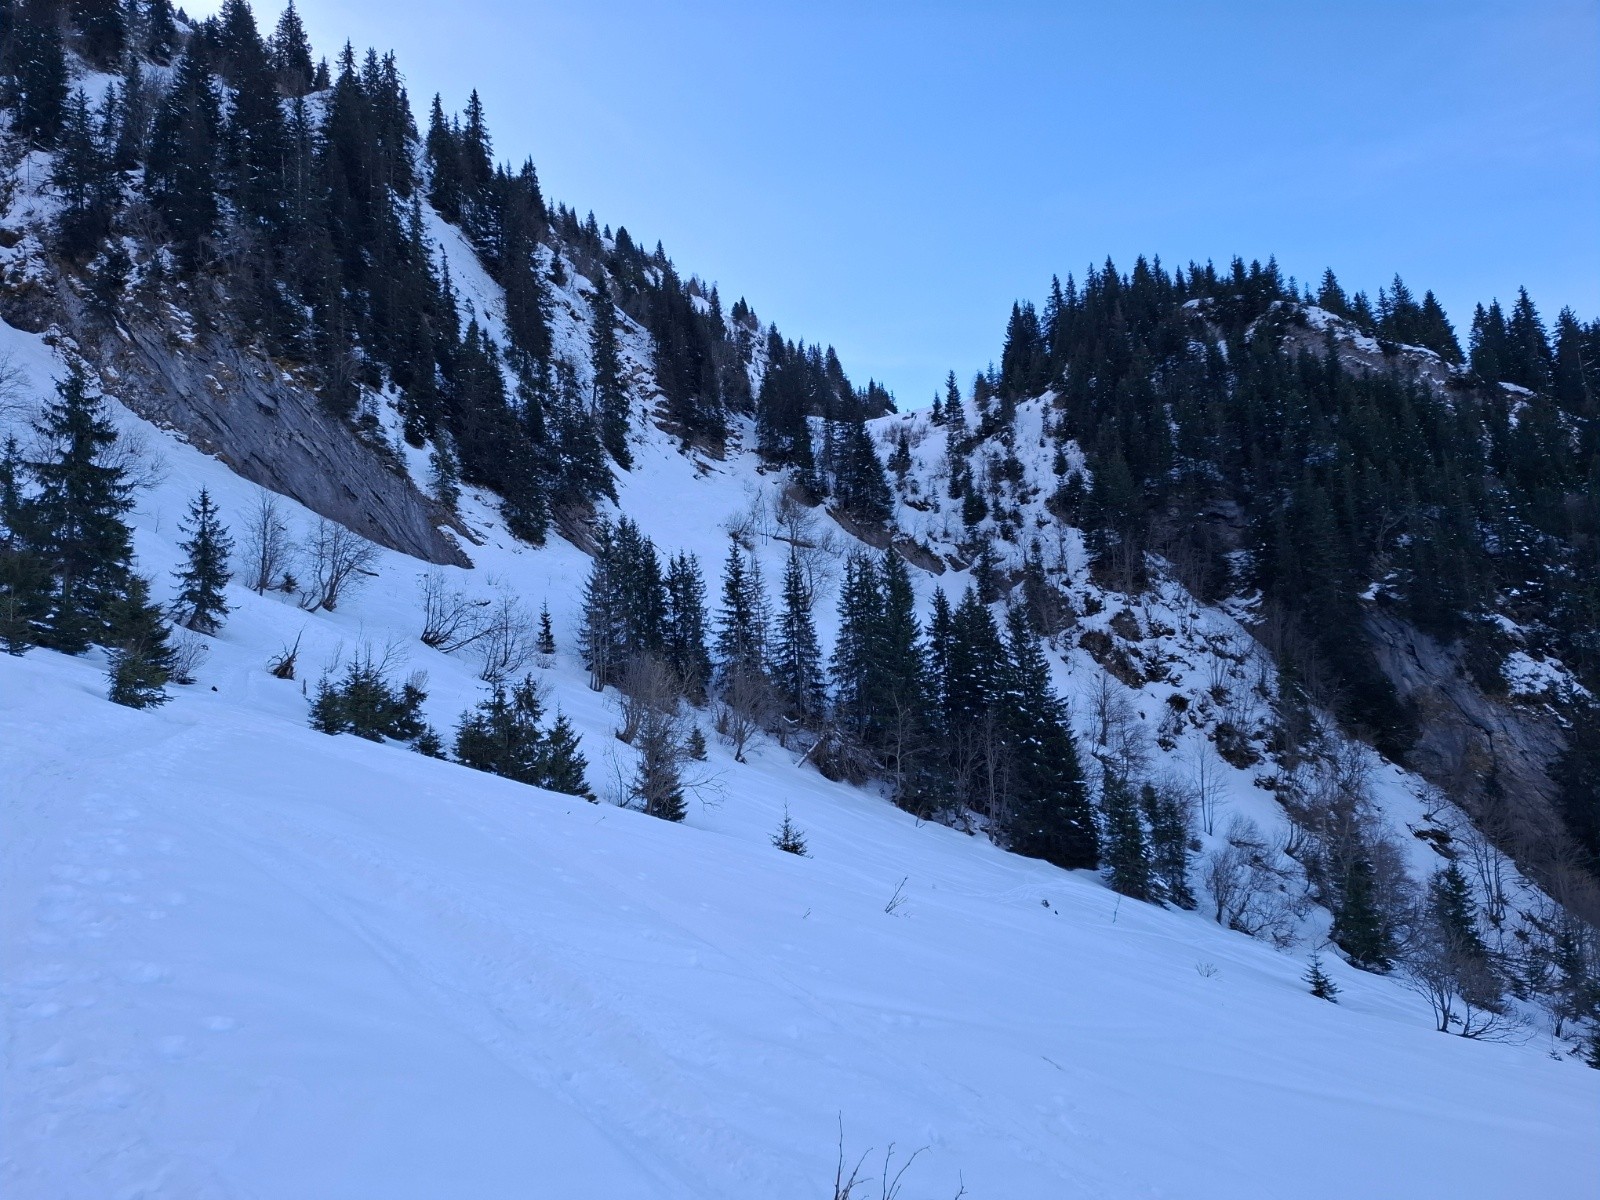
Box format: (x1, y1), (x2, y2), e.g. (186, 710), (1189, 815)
(1305, 953), (1341, 1002)
(685, 725), (708, 760)
(536, 602), (555, 656)
(772, 806), (809, 856)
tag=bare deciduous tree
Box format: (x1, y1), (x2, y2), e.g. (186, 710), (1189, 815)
(474, 590), (537, 684)
(714, 664), (778, 763)
(243, 489), (294, 594)
(300, 518), (379, 611)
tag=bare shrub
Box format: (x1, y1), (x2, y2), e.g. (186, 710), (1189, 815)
(474, 590), (537, 684)
(300, 518), (380, 611)
(0, 350), (31, 424)
(166, 630), (208, 685)
(616, 653), (682, 744)
(1203, 815), (1304, 948)
(243, 489), (294, 594)
(418, 569), (490, 652)
(715, 665), (779, 763)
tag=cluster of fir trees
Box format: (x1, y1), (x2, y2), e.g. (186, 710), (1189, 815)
(0, 0), (894, 551)
(0, 362), (233, 707)
(753, 331), (895, 525)
(578, 514), (1100, 871)
(309, 651), (592, 799)
(959, 257), (1598, 783)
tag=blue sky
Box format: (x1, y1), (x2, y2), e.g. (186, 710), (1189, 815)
(201, 1), (1599, 407)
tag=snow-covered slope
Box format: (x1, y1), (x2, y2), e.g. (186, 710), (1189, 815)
(5, 633), (1596, 1199)
(1, 302), (1596, 1197)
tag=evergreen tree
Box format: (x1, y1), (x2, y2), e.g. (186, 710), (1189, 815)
(771, 545), (825, 723)
(454, 675), (548, 784)
(999, 605), (1098, 870)
(590, 273), (632, 469)
(1141, 781), (1195, 908)
(537, 601), (556, 656)
(0, 435), (47, 654)
(1305, 953), (1341, 1002)
(171, 487), (233, 634)
(1100, 773), (1152, 900)
(538, 710), (592, 798)
(105, 575), (174, 708)
(27, 363), (135, 653)
(632, 707), (686, 821)
(146, 45), (222, 265)
(271, 0), (316, 96)
(1331, 856), (1393, 972)
(663, 550), (711, 700)
(3, 0), (68, 145)
(51, 89), (114, 259)
(714, 539), (768, 684)
(772, 805), (809, 856)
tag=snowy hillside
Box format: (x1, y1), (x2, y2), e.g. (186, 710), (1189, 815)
(1, 13), (1596, 1193)
(1, 309), (1595, 1196)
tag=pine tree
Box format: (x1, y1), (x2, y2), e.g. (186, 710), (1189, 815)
(1141, 782), (1195, 908)
(1304, 953), (1340, 1002)
(0, 435), (47, 654)
(537, 602), (556, 656)
(1332, 856), (1393, 972)
(27, 363), (136, 653)
(772, 806), (809, 856)
(1000, 606), (1098, 870)
(714, 540), (768, 684)
(51, 89), (114, 259)
(271, 0), (316, 96)
(591, 273), (632, 469)
(105, 575), (174, 709)
(1101, 773), (1152, 900)
(537, 710), (592, 798)
(771, 546), (825, 723)
(632, 708), (686, 821)
(171, 487), (233, 634)
(663, 550), (711, 700)
(3, 0), (68, 145)
(454, 676), (547, 784)
(146, 45), (222, 265)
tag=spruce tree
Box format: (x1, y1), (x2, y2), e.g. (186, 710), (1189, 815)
(3, 0), (68, 145)
(27, 363), (135, 653)
(771, 546), (824, 723)
(171, 487), (233, 634)
(454, 676), (547, 784)
(104, 575), (175, 709)
(663, 550), (711, 700)
(1305, 953), (1340, 1002)
(537, 710), (593, 799)
(1141, 782), (1195, 908)
(1101, 773), (1152, 900)
(591, 273), (632, 469)
(1000, 606), (1098, 870)
(0, 435), (47, 654)
(632, 708), (686, 821)
(772, 806), (809, 856)
(1331, 856), (1393, 972)
(714, 540), (768, 684)
(537, 602), (556, 656)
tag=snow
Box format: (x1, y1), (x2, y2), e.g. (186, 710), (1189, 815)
(5, 650), (1597, 1199)
(1, 315), (1595, 1197)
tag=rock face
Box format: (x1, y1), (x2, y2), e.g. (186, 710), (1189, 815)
(1366, 610), (1568, 850)
(5, 262), (468, 568)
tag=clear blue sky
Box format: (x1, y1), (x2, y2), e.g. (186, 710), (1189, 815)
(200, 1), (1599, 407)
